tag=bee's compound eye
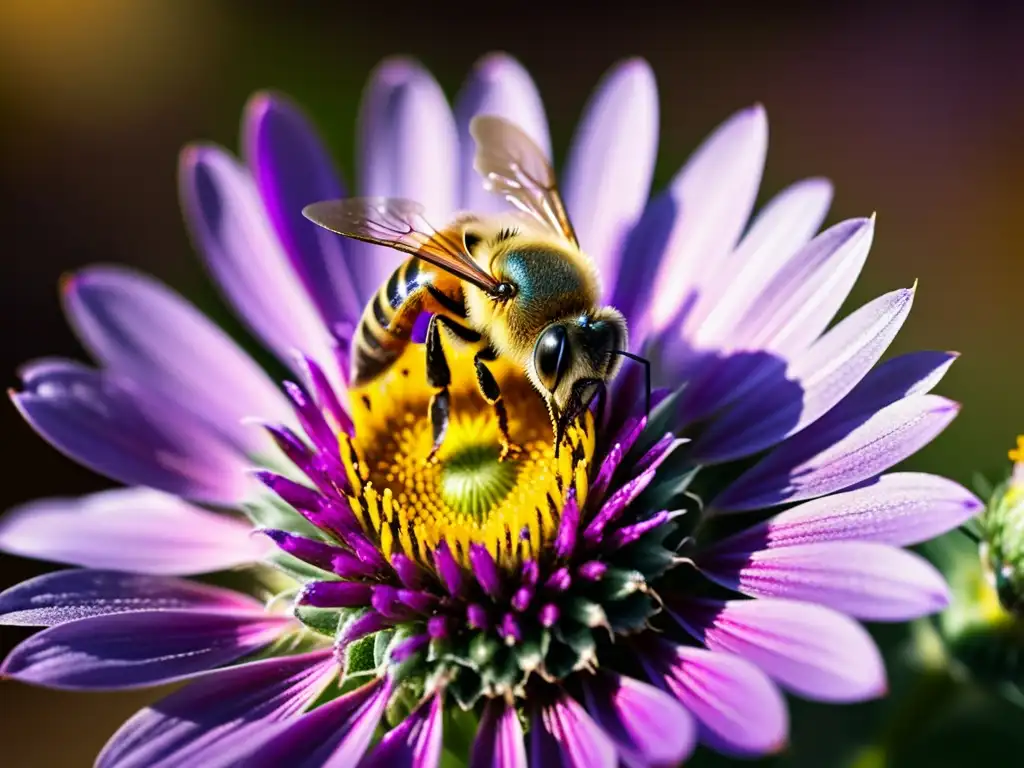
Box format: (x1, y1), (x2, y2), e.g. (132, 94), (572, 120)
(534, 325), (570, 392)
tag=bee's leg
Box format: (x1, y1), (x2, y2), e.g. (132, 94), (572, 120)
(425, 315), (452, 464)
(425, 315), (483, 463)
(473, 347), (519, 462)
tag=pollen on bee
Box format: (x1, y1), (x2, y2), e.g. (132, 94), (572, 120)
(339, 343), (594, 570)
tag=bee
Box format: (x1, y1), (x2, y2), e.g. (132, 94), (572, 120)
(303, 116), (644, 460)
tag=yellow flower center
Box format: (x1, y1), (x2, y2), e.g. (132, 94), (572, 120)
(340, 344), (593, 570)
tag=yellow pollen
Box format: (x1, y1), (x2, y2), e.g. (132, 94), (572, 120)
(1009, 435), (1024, 464)
(340, 344), (593, 570)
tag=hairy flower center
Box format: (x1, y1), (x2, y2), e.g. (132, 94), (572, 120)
(341, 345), (594, 569)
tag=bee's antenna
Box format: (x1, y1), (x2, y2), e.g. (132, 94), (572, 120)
(612, 350), (651, 416)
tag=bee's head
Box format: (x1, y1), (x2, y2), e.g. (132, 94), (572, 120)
(530, 307), (628, 416)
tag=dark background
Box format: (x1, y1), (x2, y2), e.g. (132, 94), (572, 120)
(1, 1), (1023, 765)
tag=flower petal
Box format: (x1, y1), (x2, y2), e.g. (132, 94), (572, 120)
(361, 691), (443, 768)
(671, 598), (886, 702)
(639, 639), (787, 757)
(688, 178), (833, 351)
(96, 650), (334, 768)
(713, 394), (960, 512)
(647, 106), (767, 332)
(694, 286), (915, 463)
(710, 472), (982, 550)
(581, 670), (696, 768)
(243, 91), (363, 331)
(354, 58), (457, 300)
(63, 266), (293, 458)
(240, 677), (391, 768)
(455, 52), (550, 212)
(530, 691), (617, 768)
(563, 59), (658, 291)
(699, 541), (950, 620)
(0, 569), (259, 626)
(471, 698), (527, 768)
(180, 144), (342, 387)
(0, 608), (288, 690)
(0, 487), (266, 574)
(12, 360), (253, 504)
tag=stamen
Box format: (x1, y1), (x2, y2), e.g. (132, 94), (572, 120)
(339, 345), (594, 570)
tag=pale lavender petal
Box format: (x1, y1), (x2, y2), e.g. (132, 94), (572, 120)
(241, 677), (391, 768)
(695, 286), (915, 463)
(455, 53), (550, 212)
(243, 92), (362, 330)
(361, 691), (443, 768)
(471, 697), (527, 768)
(734, 217), (875, 355)
(639, 639), (787, 757)
(646, 106), (768, 332)
(688, 179), (833, 351)
(12, 361), (253, 504)
(671, 598), (886, 702)
(699, 541), (950, 620)
(180, 145), (342, 390)
(0, 569), (259, 626)
(0, 487), (266, 574)
(354, 59), (457, 299)
(713, 394), (960, 512)
(0, 608), (288, 690)
(563, 59), (658, 290)
(96, 650), (334, 768)
(710, 472), (982, 551)
(530, 692), (617, 768)
(581, 670), (696, 767)
(63, 266), (293, 457)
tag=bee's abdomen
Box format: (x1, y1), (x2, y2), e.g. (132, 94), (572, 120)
(350, 258), (424, 387)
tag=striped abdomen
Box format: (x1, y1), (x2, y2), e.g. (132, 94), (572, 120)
(350, 257), (464, 387)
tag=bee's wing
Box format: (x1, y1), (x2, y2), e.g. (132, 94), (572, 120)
(470, 116), (579, 248)
(302, 197), (500, 293)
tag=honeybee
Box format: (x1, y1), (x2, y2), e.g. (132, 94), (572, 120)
(303, 116), (642, 460)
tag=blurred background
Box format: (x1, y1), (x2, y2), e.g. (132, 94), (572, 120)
(1, 0), (1022, 765)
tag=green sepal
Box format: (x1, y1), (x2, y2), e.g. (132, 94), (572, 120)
(243, 491), (322, 541)
(607, 592), (657, 634)
(450, 666), (485, 709)
(481, 645), (521, 695)
(514, 627), (550, 674)
(618, 521), (681, 580)
(374, 629), (396, 667)
(543, 638), (584, 679)
(566, 597), (609, 631)
(593, 568), (646, 601)
(294, 604), (343, 638)
(469, 633), (499, 669)
(553, 620), (597, 660)
(442, 706), (480, 765)
(636, 459), (699, 514)
(386, 676), (426, 727)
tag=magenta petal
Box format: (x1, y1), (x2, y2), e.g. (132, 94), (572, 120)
(713, 472), (982, 551)
(671, 598), (886, 703)
(563, 59), (658, 290)
(243, 92), (362, 330)
(354, 59), (457, 300)
(699, 541), (950, 621)
(640, 639), (787, 757)
(530, 691), (617, 768)
(470, 697), (527, 768)
(240, 676), (391, 768)
(0, 569), (258, 627)
(455, 52), (550, 213)
(12, 361), (252, 505)
(361, 691), (443, 768)
(695, 287), (915, 463)
(647, 105), (768, 333)
(713, 394), (960, 512)
(62, 266), (292, 458)
(0, 487), (266, 574)
(96, 650), (334, 768)
(581, 671), (696, 768)
(688, 179), (833, 352)
(180, 145), (342, 390)
(0, 608), (287, 690)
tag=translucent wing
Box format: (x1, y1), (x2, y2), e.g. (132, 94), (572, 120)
(302, 197), (500, 293)
(470, 116), (579, 247)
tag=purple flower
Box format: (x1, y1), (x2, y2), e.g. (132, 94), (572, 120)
(1, 53), (982, 767)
